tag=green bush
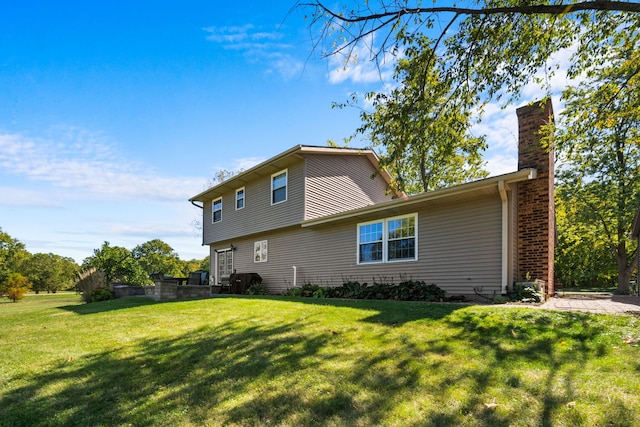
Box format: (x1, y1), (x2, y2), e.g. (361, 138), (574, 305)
(89, 287), (114, 303)
(284, 280), (446, 302)
(510, 284), (542, 303)
(245, 284), (267, 295)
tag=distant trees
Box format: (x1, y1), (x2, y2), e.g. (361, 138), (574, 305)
(20, 253), (78, 293)
(1, 227), (208, 298)
(1, 228), (78, 296)
(81, 240), (209, 286)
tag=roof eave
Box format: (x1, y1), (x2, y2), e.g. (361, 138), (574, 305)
(188, 145), (401, 202)
(301, 168), (537, 228)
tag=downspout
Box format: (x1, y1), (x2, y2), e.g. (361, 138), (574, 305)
(498, 181), (509, 295)
(292, 266), (297, 288)
(190, 200), (205, 246)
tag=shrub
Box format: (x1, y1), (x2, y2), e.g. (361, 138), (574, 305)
(284, 280), (446, 302)
(1, 273), (32, 302)
(245, 284), (268, 295)
(89, 287), (114, 302)
(76, 268), (108, 303)
(510, 284), (542, 303)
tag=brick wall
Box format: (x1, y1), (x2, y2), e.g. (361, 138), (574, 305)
(516, 100), (555, 296)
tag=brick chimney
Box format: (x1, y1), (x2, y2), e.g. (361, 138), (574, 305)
(516, 100), (555, 297)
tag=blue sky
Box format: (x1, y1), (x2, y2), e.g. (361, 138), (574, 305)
(0, 1), (557, 263)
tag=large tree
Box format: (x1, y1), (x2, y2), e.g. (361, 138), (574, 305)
(82, 242), (150, 286)
(339, 35), (488, 193)
(132, 239), (186, 278)
(552, 30), (640, 293)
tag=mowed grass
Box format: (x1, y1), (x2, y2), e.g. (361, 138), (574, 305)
(1, 295), (639, 426)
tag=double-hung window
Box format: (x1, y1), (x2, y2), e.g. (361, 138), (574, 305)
(271, 169), (287, 204)
(357, 213), (417, 264)
(212, 197), (222, 223)
(236, 187), (245, 210)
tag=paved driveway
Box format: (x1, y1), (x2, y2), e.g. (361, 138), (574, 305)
(541, 293), (640, 315)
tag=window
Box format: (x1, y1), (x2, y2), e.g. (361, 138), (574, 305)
(357, 214), (417, 264)
(212, 197), (222, 223)
(254, 240), (268, 263)
(236, 187), (245, 210)
(271, 169), (287, 204)
(387, 215), (416, 261)
(358, 221), (383, 263)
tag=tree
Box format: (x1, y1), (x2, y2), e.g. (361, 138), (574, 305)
(82, 242), (149, 286)
(0, 228), (30, 286)
(132, 239), (185, 278)
(20, 253), (79, 293)
(340, 35), (487, 193)
(552, 31), (640, 293)
(302, 1), (640, 112)
(1, 272), (31, 302)
(555, 187), (618, 288)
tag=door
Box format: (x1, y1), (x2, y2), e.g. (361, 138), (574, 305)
(216, 249), (234, 284)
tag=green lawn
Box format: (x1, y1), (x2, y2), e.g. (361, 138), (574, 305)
(1, 295), (639, 426)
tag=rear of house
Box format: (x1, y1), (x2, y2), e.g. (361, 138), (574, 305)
(190, 101), (556, 299)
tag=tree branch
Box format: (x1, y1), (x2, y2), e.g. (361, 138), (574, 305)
(309, 1), (640, 23)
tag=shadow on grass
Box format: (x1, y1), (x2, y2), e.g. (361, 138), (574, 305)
(4, 299), (637, 426)
(60, 296), (161, 314)
(441, 308), (634, 427)
(250, 294), (469, 324)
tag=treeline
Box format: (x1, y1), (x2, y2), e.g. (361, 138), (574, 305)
(0, 227), (208, 298)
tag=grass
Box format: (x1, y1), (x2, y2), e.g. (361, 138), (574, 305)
(1, 295), (640, 426)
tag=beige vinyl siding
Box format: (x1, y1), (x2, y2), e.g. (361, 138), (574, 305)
(304, 154), (393, 220)
(202, 161), (306, 245)
(212, 193), (503, 297)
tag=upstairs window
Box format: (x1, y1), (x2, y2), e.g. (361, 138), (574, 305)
(212, 197), (222, 223)
(357, 214), (417, 264)
(236, 187), (245, 210)
(271, 169), (287, 205)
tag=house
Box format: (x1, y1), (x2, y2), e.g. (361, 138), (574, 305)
(190, 100), (556, 299)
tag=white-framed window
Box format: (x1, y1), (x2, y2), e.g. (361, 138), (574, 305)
(236, 187), (245, 210)
(271, 169), (287, 205)
(357, 213), (417, 264)
(212, 197), (222, 223)
(358, 221), (383, 263)
(254, 240), (268, 263)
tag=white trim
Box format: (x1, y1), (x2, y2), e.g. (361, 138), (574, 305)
(212, 197), (222, 223)
(357, 213), (418, 264)
(235, 187), (245, 210)
(271, 169), (288, 205)
(254, 240), (268, 263)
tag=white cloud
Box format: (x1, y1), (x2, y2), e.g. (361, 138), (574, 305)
(327, 35), (397, 84)
(0, 130), (205, 204)
(203, 24), (303, 80)
(485, 153), (518, 177)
